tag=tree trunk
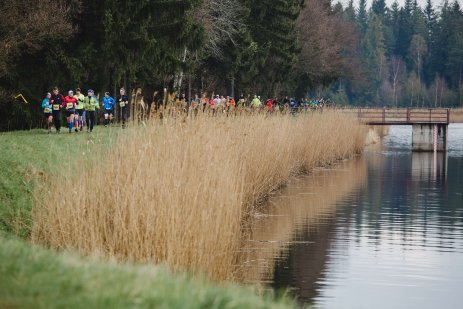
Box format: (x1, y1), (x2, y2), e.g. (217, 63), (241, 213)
(459, 70), (462, 107)
(231, 76), (235, 98)
(174, 48), (188, 91)
(188, 74), (192, 112)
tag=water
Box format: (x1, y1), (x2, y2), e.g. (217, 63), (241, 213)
(242, 124), (463, 309)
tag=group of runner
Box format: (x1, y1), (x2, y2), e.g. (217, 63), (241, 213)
(41, 87), (328, 133)
(187, 94), (324, 115)
(41, 87), (129, 133)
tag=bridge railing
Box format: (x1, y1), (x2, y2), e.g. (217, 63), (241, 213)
(337, 108), (450, 125)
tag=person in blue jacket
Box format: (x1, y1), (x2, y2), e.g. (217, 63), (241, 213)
(290, 98), (298, 114)
(102, 92), (115, 127)
(42, 92), (53, 133)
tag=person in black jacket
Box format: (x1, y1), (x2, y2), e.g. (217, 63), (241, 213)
(50, 86), (65, 133)
(116, 88), (129, 129)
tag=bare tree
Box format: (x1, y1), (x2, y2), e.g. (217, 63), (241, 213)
(409, 34), (427, 106)
(431, 74), (448, 107)
(194, 0), (244, 58)
(295, 0), (359, 87)
(390, 56), (404, 107)
(173, 0), (244, 92)
(0, 0), (76, 78)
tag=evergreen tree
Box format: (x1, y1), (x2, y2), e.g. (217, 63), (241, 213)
(361, 13), (387, 104)
(242, 0), (302, 94)
(344, 0), (356, 22)
(424, 0), (437, 35)
(445, 1), (463, 89)
(357, 0), (368, 34)
(372, 0), (387, 19)
(411, 0), (427, 37)
(388, 1), (401, 56)
(395, 1), (413, 59)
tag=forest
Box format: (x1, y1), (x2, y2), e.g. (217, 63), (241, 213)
(0, 0), (462, 130)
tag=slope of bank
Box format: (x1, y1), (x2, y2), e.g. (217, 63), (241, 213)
(0, 128), (296, 308)
(0, 233), (295, 309)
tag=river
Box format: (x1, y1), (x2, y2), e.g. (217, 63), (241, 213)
(239, 124), (463, 309)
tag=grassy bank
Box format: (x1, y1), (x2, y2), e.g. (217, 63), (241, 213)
(32, 112), (367, 281)
(0, 129), (116, 237)
(0, 127), (298, 309)
(0, 233), (295, 309)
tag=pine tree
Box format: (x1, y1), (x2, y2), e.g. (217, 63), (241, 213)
(362, 13), (387, 104)
(242, 0), (302, 94)
(372, 0), (387, 19)
(344, 0), (356, 22)
(395, 0), (414, 62)
(411, 0), (427, 37)
(445, 1), (463, 89)
(357, 0), (368, 34)
(101, 0), (202, 90)
(424, 0), (437, 33)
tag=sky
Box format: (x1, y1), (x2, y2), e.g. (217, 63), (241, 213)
(337, 0), (463, 9)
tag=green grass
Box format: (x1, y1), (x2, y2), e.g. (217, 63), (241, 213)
(0, 127), (297, 309)
(0, 233), (295, 309)
(0, 128), (118, 236)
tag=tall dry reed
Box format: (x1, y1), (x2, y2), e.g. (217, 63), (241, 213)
(32, 112), (367, 281)
(451, 108), (463, 123)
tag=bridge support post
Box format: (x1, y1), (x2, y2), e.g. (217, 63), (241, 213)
(412, 124), (448, 152)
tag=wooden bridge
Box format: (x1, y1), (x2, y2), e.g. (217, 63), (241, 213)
(340, 108), (450, 125)
(338, 108), (451, 152)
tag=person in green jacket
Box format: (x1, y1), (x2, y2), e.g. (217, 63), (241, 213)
(75, 88), (85, 131)
(251, 95), (261, 110)
(84, 89), (99, 133)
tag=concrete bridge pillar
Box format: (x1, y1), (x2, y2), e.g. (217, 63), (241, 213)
(412, 124), (448, 152)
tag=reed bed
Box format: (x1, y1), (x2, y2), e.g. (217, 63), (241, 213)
(451, 108), (463, 123)
(32, 112), (367, 281)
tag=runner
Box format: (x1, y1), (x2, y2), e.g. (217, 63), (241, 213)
(237, 94), (245, 114)
(201, 94), (208, 113)
(102, 92), (115, 127)
(251, 95), (261, 111)
(41, 92), (53, 133)
(238, 94), (245, 105)
(192, 94), (200, 117)
(116, 88), (129, 129)
(64, 90), (78, 133)
(84, 89), (99, 133)
(50, 87), (65, 133)
(217, 95), (224, 113)
(210, 95), (218, 116)
(75, 88), (85, 131)
(229, 97), (236, 115)
(266, 98), (273, 113)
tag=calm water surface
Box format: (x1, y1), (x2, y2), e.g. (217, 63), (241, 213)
(244, 124), (463, 309)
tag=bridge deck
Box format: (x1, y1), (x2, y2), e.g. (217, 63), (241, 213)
(340, 108), (450, 125)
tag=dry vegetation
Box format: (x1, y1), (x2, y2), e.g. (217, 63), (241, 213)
(32, 112), (367, 281)
(451, 108), (463, 123)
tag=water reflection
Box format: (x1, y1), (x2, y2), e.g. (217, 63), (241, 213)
(240, 124), (463, 309)
(235, 158), (368, 287)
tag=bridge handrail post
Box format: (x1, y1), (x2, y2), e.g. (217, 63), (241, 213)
(407, 108), (410, 123)
(382, 108), (386, 123)
(447, 108), (450, 124)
